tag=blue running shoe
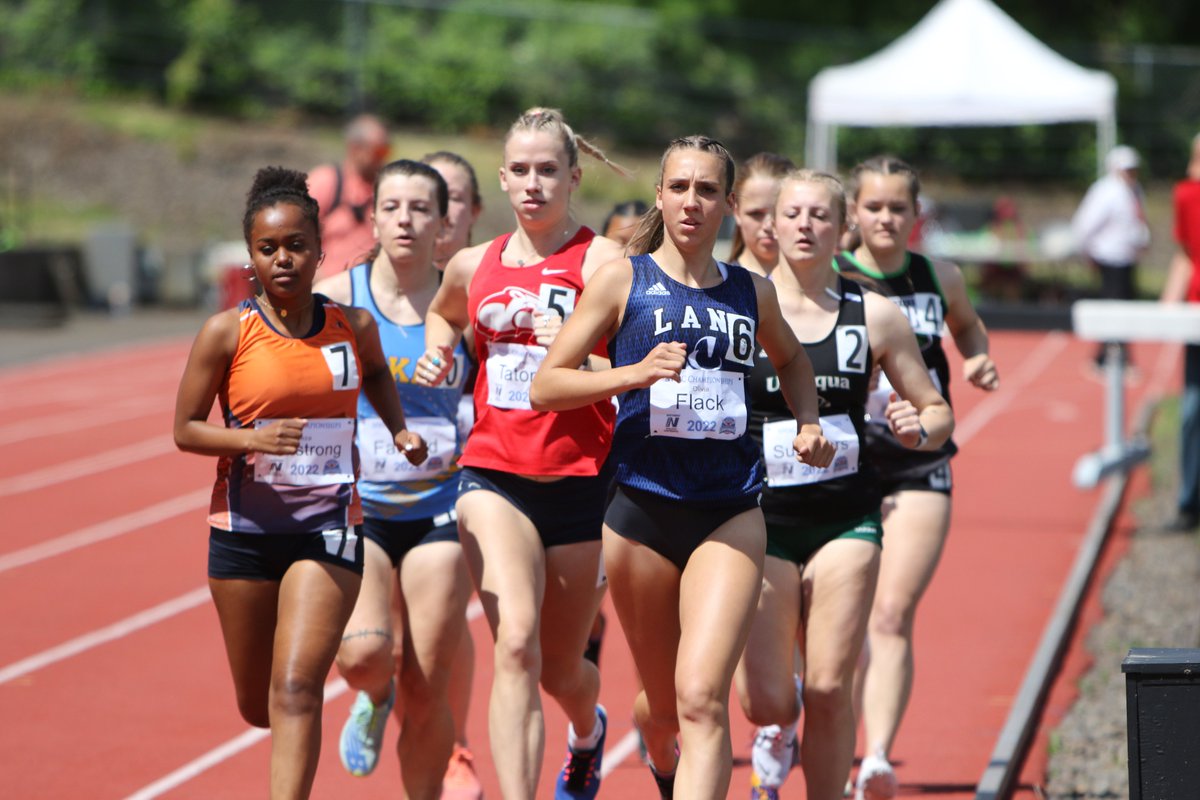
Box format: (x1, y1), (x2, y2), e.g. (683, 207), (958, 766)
(339, 682), (395, 777)
(554, 705), (607, 799)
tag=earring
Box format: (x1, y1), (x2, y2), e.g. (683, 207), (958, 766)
(242, 263), (256, 281)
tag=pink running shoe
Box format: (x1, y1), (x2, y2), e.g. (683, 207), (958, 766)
(442, 743), (484, 800)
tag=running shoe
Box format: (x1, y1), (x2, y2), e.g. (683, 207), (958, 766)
(855, 751), (898, 800)
(748, 674), (803, 789)
(650, 765), (676, 799)
(750, 769), (781, 800)
(441, 743), (484, 800)
(554, 705), (607, 799)
(339, 681), (395, 777)
(749, 725), (796, 789)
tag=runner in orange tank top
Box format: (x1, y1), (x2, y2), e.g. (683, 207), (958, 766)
(173, 166), (426, 800)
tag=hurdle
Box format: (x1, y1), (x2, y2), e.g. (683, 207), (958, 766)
(1071, 300), (1200, 488)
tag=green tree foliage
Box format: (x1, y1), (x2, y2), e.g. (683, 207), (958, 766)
(2, 0), (1199, 178)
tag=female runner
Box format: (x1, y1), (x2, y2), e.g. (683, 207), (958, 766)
(728, 152), (795, 277)
(173, 166), (425, 799)
(836, 156), (998, 800)
(313, 160), (472, 798)
(736, 169), (953, 800)
(421, 148), (487, 799)
(530, 135), (834, 800)
(415, 107), (625, 800)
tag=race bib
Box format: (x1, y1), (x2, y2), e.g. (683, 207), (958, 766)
(357, 416), (457, 482)
(486, 341), (546, 411)
(649, 368), (746, 440)
(763, 414), (859, 487)
(891, 292), (944, 341)
(254, 418), (355, 486)
(866, 368), (941, 426)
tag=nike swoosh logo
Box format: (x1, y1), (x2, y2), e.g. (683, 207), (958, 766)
(541, 268), (568, 275)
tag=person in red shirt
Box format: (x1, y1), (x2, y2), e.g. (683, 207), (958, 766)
(417, 107), (626, 800)
(1161, 133), (1200, 529)
(308, 114), (391, 278)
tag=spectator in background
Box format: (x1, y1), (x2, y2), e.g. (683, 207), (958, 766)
(979, 195), (1028, 303)
(1161, 133), (1200, 530)
(1071, 145), (1150, 368)
(309, 114), (391, 278)
(602, 199), (649, 248)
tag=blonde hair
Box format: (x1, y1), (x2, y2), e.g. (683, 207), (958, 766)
(626, 135), (736, 256)
(778, 168), (848, 229)
(504, 107), (628, 176)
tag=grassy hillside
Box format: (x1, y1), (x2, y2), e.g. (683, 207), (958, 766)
(0, 90), (1180, 305)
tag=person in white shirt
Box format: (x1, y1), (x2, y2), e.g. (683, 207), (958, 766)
(1071, 145), (1150, 367)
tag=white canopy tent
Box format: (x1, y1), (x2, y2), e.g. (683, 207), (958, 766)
(805, 0), (1118, 176)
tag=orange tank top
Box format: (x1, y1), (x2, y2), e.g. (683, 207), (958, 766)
(209, 297), (364, 533)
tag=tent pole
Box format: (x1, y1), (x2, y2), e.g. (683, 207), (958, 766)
(1097, 114), (1116, 178)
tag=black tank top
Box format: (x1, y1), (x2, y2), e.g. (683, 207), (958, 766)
(834, 251), (957, 478)
(748, 277), (881, 526)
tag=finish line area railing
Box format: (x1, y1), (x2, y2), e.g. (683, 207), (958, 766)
(975, 299), (1198, 799)
(1071, 300), (1200, 489)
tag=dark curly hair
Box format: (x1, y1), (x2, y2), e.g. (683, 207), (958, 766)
(241, 165), (322, 247)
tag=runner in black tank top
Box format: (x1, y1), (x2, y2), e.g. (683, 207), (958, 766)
(842, 156), (998, 800)
(734, 170), (952, 800)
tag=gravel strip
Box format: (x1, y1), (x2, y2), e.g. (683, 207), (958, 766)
(1044, 475), (1200, 798)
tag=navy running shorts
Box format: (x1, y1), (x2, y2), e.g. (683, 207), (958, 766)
(457, 466), (607, 548)
(604, 483), (762, 571)
(208, 526), (364, 580)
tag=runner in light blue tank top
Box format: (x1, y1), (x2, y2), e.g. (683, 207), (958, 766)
(350, 263), (467, 521)
(313, 160), (476, 796)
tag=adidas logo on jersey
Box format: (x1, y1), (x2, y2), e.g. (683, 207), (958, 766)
(645, 281), (670, 296)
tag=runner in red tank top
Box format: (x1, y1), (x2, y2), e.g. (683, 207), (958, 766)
(173, 166), (426, 800)
(416, 108), (625, 800)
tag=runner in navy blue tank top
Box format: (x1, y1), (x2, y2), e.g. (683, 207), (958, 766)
(531, 136), (834, 800)
(841, 156), (998, 800)
(734, 170), (953, 800)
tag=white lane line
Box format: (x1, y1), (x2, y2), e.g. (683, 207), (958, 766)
(0, 587), (211, 685)
(599, 730), (642, 778)
(124, 597), (486, 798)
(0, 435), (178, 497)
(0, 395), (171, 445)
(954, 331), (1069, 446)
(0, 488), (210, 574)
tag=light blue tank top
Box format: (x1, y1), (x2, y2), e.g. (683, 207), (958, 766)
(350, 264), (467, 521)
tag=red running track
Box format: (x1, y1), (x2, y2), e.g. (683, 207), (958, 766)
(0, 330), (1178, 798)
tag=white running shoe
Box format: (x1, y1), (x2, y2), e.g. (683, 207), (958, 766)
(855, 751), (898, 800)
(748, 674), (804, 790)
(750, 724), (797, 788)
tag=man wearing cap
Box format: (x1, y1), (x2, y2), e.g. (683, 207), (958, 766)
(1162, 133), (1200, 529)
(1071, 144), (1151, 368)
(308, 113), (391, 279)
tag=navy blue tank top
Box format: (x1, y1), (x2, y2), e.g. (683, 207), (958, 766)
(748, 277), (881, 525)
(608, 255), (763, 503)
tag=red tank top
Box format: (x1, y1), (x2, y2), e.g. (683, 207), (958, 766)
(460, 227), (614, 476)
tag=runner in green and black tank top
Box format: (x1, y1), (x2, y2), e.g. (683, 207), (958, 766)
(842, 156), (998, 800)
(735, 170), (954, 800)
(833, 249), (957, 483)
(748, 276), (881, 555)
